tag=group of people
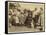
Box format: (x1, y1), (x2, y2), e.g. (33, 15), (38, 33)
(8, 3), (43, 30)
(8, 7), (29, 27)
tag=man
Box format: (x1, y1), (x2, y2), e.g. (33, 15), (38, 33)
(8, 9), (13, 27)
(33, 8), (43, 29)
(11, 8), (20, 26)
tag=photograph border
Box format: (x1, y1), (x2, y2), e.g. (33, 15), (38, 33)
(5, 1), (45, 34)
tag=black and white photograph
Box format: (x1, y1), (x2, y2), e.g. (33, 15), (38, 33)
(5, 1), (45, 33)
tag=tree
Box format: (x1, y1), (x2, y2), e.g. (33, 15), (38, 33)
(9, 3), (15, 9)
(9, 3), (21, 9)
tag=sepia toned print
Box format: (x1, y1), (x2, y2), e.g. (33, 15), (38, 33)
(8, 2), (45, 33)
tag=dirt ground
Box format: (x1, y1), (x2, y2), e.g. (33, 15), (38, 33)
(8, 26), (41, 33)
